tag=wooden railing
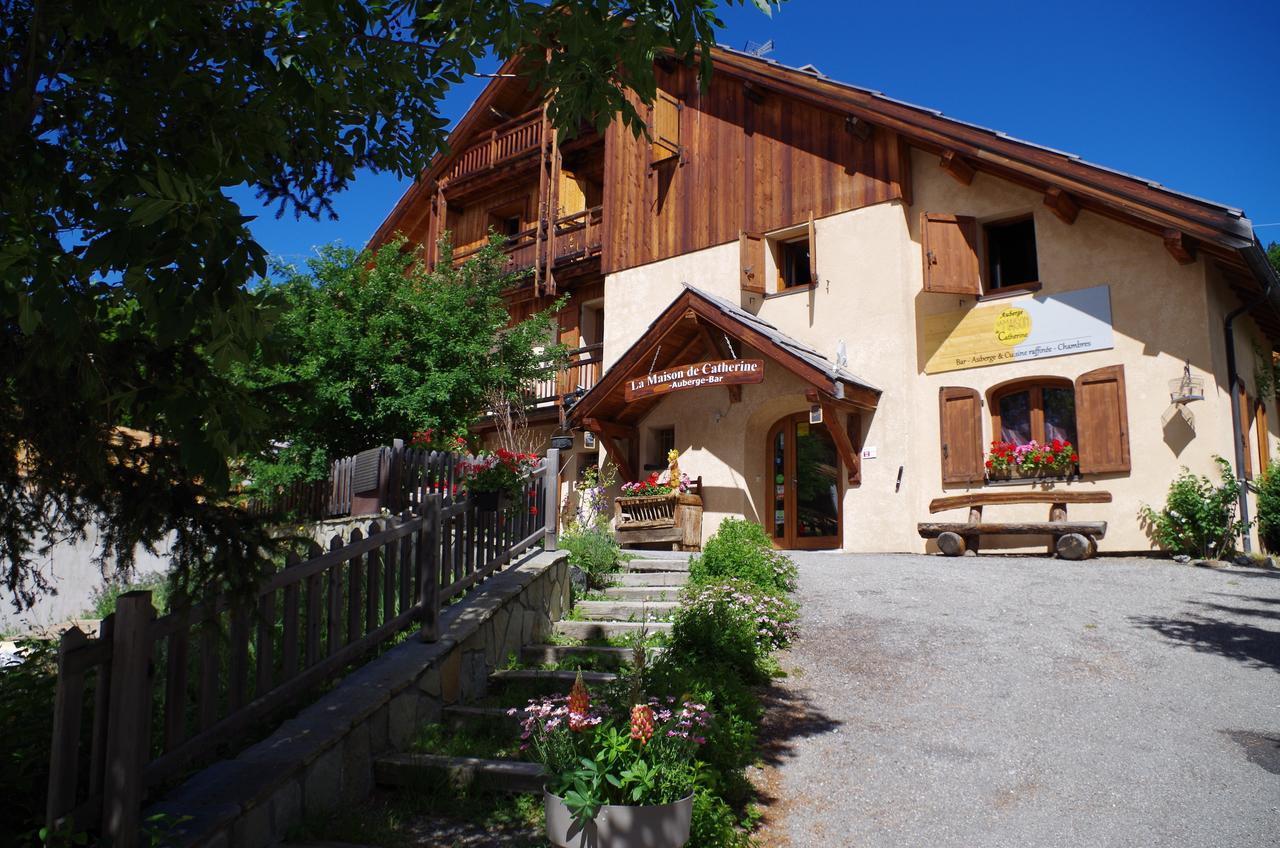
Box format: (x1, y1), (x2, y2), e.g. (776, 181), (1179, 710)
(525, 343), (604, 407)
(446, 108), (543, 182)
(45, 451), (561, 845)
(451, 205), (604, 278)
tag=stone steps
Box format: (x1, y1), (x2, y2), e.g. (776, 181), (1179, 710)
(374, 752), (544, 793)
(442, 703), (526, 723)
(622, 559), (689, 573)
(612, 571), (689, 587)
(602, 586), (682, 602)
(573, 599), (678, 620)
(519, 644), (664, 667)
(553, 619), (672, 640)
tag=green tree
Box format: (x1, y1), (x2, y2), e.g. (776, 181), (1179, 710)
(0, 0), (776, 607)
(243, 238), (562, 489)
(1267, 241), (1280, 275)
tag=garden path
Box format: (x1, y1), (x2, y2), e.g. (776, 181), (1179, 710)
(752, 553), (1280, 847)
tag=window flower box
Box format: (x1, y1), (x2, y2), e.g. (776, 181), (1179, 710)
(984, 439), (1079, 482)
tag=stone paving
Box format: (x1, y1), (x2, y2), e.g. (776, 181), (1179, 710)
(753, 552), (1280, 848)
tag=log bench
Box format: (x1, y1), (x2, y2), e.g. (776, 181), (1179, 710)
(917, 490), (1112, 560)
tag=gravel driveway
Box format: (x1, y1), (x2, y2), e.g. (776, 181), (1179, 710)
(754, 554), (1280, 848)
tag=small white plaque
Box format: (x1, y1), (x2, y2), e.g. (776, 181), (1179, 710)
(861, 446), (877, 460)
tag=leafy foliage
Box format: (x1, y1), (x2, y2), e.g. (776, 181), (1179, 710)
(1267, 242), (1280, 276)
(241, 239), (558, 488)
(1255, 460), (1280, 554)
(560, 525), (626, 589)
(0, 0), (774, 609)
(1139, 457), (1249, 559)
(690, 517), (797, 594)
(670, 578), (798, 682)
(0, 640), (60, 844)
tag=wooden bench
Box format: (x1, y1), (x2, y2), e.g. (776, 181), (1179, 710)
(917, 490), (1112, 560)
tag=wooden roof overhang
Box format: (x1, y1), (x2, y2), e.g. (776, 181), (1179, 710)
(568, 287), (879, 478)
(705, 47), (1280, 341)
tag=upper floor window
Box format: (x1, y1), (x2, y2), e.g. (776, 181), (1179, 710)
(778, 237), (813, 290)
(921, 211), (1041, 296)
(985, 216), (1039, 291)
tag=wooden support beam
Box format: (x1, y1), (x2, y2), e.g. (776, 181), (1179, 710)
(1043, 187), (1079, 225)
(818, 396), (860, 484)
(581, 417), (636, 441)
(939, 150), (975, 186)
(845, 115), (872, 142)
(1164, 229), (1196, 265)
(584, 422), (635, 482)
(727, 384), (742, 404)
(743, 81), (765, 105)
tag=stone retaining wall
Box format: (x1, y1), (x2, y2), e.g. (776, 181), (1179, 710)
(149, 550), (569, 848)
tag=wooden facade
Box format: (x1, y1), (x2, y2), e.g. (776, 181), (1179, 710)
(602, 63), (911, 274)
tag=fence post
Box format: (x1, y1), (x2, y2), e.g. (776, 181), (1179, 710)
(419, 494), (443, 642)
(101, 590), (155, 846)
(46, 627), (89, 831)
(543, 448), (560, 551)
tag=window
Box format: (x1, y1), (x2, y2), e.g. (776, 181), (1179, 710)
(937, 366), (1131, 486)
(920, 212), (1040, 296)
(498, 215), (521, 237)
(488, 199), (527, 240)
(984, 217), (1039, 290)
(648, 427), (675, 471)
(991, 380), (1076, 447)
(1256, 399), (1271, 473)
(778, 238), (813, 290)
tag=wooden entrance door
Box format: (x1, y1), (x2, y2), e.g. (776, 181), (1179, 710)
(765, 413), (842, 550)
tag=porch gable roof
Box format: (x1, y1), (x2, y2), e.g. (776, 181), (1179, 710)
(568, 285), (880, 431)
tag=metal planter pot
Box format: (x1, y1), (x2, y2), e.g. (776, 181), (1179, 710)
(550, 434), (575, 451)
(544, 789), (693, 848)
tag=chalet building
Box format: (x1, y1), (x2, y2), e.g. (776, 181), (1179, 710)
(371, 48), (1280, 554)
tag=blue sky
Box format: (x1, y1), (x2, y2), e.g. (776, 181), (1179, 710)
(231, 0), (1280, 264)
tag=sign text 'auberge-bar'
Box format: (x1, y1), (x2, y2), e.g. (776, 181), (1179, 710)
(624, 359), (765, 401)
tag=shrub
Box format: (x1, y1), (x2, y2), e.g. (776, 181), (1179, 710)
(690, 518), (797, 594)
(670, 578), (797, 681)
(559, 524), (624, 589)
(1256, 460), (1280, 554)
(1139, 457), (1248, 559)
(0, 640), (60, 844)
(87, 573), (171, 619)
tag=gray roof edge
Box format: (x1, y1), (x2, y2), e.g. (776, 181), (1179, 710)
(682, 284), (882, 393)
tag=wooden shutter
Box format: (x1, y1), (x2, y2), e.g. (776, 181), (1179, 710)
(939, 387), (983, 484)
(846, 411), (863, 488)
(1256, 399), (1271, 472)
(1239, 385), (1254, 480)
(651, 91), (680, 163)
(807, 212), (818, 282)
(1075, 365), (1131, 474)
(921, 213), (981, 295)
(740, 231), (765, 293)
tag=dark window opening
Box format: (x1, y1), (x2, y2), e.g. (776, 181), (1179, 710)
(647, 427), (675, 471)
(985, 217), (1038, 289)
(779, 239), (813, 290)
(498, 215), (521, 237)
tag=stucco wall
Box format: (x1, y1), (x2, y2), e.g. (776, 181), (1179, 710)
(598, 149), (1273, 554)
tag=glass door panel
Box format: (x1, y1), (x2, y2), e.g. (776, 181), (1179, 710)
(794, 423), (840, 540)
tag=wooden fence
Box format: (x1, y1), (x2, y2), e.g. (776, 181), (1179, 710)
(46, 451), (561, 845)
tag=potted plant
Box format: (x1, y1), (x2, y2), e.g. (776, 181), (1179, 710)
(456, 448), (540, 510)
(514, 674), (708, 847)
(985, 439), (1078, 481)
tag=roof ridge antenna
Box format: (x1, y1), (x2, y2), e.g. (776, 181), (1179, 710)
(744, 39), (774, 58)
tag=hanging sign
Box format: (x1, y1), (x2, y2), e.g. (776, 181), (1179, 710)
(624, 359), (764, 402)
(922, 285), (1114, 374)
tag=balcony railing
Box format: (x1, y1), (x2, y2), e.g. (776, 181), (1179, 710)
(525, 343), (604, 408)
(447, 108), (543, 182)
(452, 206), (603, 277)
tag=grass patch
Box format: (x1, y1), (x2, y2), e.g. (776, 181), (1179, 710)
(413, 717), (524, 760)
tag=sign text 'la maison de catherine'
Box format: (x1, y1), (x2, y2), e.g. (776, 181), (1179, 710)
(624, 359), (765, 402)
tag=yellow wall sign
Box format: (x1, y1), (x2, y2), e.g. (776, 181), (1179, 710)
(923, 285), (1113, 374)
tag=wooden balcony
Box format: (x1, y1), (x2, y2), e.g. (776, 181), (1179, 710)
(453, 206), (603, 277)
(446, 108), (543, 182)
(525, 344), (604, 409)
